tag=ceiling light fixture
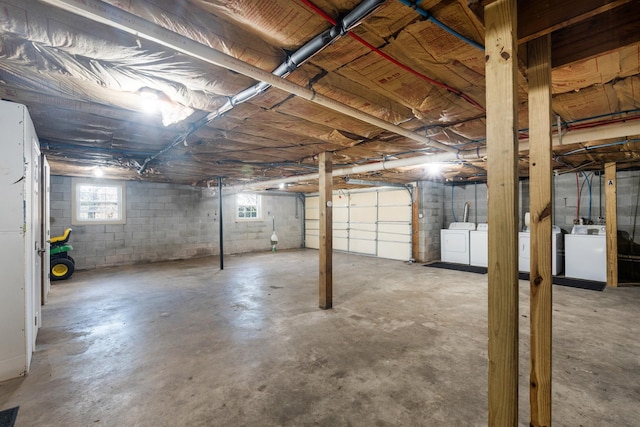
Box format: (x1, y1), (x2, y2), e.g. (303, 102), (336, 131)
(137, 87), (161, 114)
(425, 163), (442, 176)
(93, 167), (104, 178)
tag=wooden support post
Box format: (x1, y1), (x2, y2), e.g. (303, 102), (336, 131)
(605, 162), (618, 287)
(528, 34), (553, 427)
(319, 152), (333, 309)
(485, 0), (519, 425)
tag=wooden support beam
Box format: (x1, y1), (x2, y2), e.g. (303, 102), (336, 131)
(527, 34), (553, 427)
(518, 0), (631, 44)
(319, 152), (333, 309)
(551, 1), (640, 67)
(605, 162), (618, 288)
(485, 0), (519, 425)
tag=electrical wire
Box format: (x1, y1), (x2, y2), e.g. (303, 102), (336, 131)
(299, 0), (486, 113)
(559, 138), (640, 157)
(397, 0), (484, 51)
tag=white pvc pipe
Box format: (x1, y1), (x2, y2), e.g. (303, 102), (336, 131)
(229, 119), (640, 190)
(40, 0), (457, 154)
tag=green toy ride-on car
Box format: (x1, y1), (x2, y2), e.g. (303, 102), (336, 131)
(50, 228), (75, 281)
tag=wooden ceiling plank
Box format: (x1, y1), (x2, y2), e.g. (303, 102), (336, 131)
(551, 2), (640, 67)
(519, 0), (632, 44)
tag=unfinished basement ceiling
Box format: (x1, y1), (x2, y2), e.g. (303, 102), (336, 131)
(1, 0), (639, 190)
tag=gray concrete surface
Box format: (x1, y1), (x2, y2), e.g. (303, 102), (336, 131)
(1, 249), (638, 426)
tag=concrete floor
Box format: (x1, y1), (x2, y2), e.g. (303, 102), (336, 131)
(1, 249), (639, 426)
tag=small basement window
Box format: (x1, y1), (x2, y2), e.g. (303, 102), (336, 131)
(72, 179), (126, 225)
(236, 193), (261, 220)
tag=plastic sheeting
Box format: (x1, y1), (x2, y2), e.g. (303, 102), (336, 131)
(1, 0), (639, 185)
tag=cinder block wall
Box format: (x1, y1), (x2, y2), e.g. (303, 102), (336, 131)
(416, 180), (444, 262)
(442, 182), (489, 227)
(443, 169), (640, 238)
(50, 176), (303, 270)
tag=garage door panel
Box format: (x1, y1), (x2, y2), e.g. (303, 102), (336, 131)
(378, 190), (410, 205)
(378, 241), (411, 260)
(350, 192), (377, 206)
(334, 237), (349, 251)
(305, 234), (319, 249)
(332, 195), (349, 207)
(349, 206), (376, 222)
(333, 229), (348, 238)
(333, 207), (348, 222)
(305, 220), (319, 231)
(350, 223), (376, 232)
(379, 232), (411, 243)
(350, 229), (376, 240)
(378, 222), (410, 234)
(350, 239), (376, 255)
(378, 206), (411, 221)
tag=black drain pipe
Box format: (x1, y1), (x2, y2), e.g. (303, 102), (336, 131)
(218, 176), (224, 270)
(138, 0), (386, 174)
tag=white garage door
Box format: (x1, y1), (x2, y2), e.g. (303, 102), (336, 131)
(304, 188), (412, 261)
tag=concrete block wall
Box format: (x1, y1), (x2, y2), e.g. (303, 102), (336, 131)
(222, 192), (303, 254)
(50, 176), (303, 270)
(416, 180), (444, 262)
(553, 170), (640, 237)
(442, 182), (489, 227)
(442, 169), (640, 239)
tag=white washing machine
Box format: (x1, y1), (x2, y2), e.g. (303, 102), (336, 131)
(518, 226), (564, 275)
(440, 222), (476, 265)
(470, 223), (488, 267)
(565, 225), (607, 282)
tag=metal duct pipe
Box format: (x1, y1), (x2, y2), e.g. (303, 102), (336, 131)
(139, 0), (384, 173)
(227, 118), (640, 191)
(462, 202), (470, 223)
(41, 0), (458, 163)
(229, 0), (385, 106)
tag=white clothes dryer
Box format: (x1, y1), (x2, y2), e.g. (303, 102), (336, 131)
(440, 222), (476, 265)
